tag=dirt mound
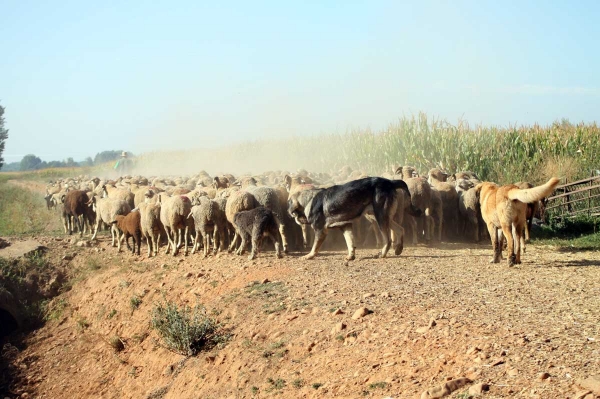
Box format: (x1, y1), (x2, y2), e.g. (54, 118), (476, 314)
(0, 236), (598, 399)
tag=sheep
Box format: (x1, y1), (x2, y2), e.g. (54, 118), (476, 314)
(239, 178), (290, 253)
(160, 195), (193, 256)
(428, 168), (459, 241)
(401, 177), (434, 244)
(137, 201), (163, 257)
(62, 190), (94, 236)
(457, 186), (486, 242)
(188, 197), (227, 257)
(233, 207), (283, 260)
(89, 196), (131, 246)
(112, 211), (142, 255)
(428, 188), (444, 242)
(102, 184), (135, 209)
(225, 190), (258, 252)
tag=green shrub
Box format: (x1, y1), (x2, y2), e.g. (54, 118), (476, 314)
(150, 300), (223, 356)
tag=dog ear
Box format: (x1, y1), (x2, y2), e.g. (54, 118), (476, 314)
(285, 175), (292, 187)
(394, 166), (402, 175)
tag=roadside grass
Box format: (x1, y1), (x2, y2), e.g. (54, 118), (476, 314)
(0, 182), (60, 235)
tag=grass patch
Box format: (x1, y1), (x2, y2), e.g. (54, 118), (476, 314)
(150, 299), (226, 356)
(76, 316), (90, 331)
(107, 309), (117, 319)
(368, 381), (388, 390)
(109, 336), (125, 352)
(312, 382), (323, 390)
(266, 377), (286, 391)
(0, 181), (61, 235)
(130, 296), (142, 310)
(45, 298), (68, 321)
(292, 379), (305, 389)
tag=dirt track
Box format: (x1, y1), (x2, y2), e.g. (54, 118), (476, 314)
(3, 234), (599, 399)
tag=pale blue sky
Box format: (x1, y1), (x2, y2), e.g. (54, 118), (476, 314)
(1, 0), (599, 164)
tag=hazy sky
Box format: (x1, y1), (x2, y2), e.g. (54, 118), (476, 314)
(1, 0), (599, 164)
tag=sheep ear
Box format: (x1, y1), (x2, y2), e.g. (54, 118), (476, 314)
(285, 175), (291, 185)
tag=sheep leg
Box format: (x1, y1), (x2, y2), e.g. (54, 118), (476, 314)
(191, 230), (199, 255)
(146, 233), (152, 257)
(183, 226), (189, 256)
(203, 233), (210, 258)
(117, 232), (123, 253)
(154, 232), (160, 256)
(237, 231), (249, 256)
(125, 233), (132, 251)
(228, 231), (239, 253)
(164, 226), (173, 255)
(249, 230), (259, 260)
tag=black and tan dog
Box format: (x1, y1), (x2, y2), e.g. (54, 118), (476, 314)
(288, 177), (420, 261)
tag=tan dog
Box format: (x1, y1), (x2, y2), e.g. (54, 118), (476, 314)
(475, 177), (559, 266)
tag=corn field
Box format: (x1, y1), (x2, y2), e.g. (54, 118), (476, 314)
(133, 113), (599, 184)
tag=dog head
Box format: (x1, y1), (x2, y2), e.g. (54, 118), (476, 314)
(287, 194), (308, 225)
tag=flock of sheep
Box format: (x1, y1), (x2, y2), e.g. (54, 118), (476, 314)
(41, 165), (540, 260)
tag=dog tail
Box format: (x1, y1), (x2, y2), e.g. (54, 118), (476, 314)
(391, 179), (409, 192)
(507, 177), (560, 203)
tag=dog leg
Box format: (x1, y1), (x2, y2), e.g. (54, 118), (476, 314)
(342, 225), (356, 261)
(302, 227), (327, 260)
(278, 223), (288, 254)
(501, 224), (515, 266)
(301, 224), (310, 249)
(487, 223), (501, 263)
(390, 219), (404, 255)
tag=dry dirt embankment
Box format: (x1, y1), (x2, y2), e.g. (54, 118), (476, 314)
(4, 234), (600, 399)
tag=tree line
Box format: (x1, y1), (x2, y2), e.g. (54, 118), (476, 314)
(0, 150), (131, 172)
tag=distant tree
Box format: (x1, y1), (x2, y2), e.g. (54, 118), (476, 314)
(1, 161), (20, 172)
(46, 160), (65, 168)
(65, 157), (78, 167)
(82, 156), (94, 167)
(94, 150), (122, 165)
(0, 103), (8, 170)
(20, 154), (43, 171)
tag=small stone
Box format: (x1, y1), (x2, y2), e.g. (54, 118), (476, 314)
(352, 307), (371, 320)
(428, 318), (437, 328)
(574, 390), (593, 399)
(332, 308), (344, 315)
(62, 254), (74, 261)
(363, 293), (375, 299)
(416, 326), (429, 334)
(286, 315), (298, 322)
(469, 382), (489, 395)
(260, 278), (270, 284)
(466, 347), (481, 355)
(184, 272), (193, 278)
(331, 322), (347, 334)
(380, 292), (390, 298)
(538, 372), (551, 381)
(507, 368), (518, 377)
(577, 375), (600, 395)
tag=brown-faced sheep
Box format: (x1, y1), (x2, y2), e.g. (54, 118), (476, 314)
(89, 197), (131, 246)
(112, 211), (142, 255)
(160, 195), (192, 256)
(233, 207), (283, 260)
(62, 190), (94, 236)
(137, 201), (163, 257)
